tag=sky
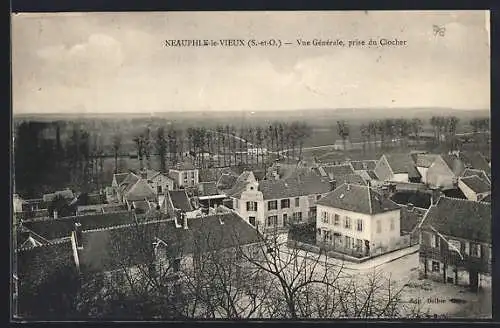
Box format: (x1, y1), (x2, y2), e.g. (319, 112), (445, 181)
(12, 11), (490, 114)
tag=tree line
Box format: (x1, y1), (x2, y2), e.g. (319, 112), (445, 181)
(336, 116), (490, 154)
(124, 122), (313, 172)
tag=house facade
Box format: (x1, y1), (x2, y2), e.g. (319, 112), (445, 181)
(418, 197), (491, 291)
(316, 183), (402, 257)
(414, 154), (438, 184)
(230, 174), (332, 231)
(144, 170), (174, 195)
(168, 163), (199, 188)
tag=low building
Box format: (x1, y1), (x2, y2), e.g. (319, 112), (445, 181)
(161, 190), (196, 218)
(418, 197), (491, 291)
(141, 169), (174, 195)
(457, 175), (491, 202)
(374, 153), (421, 183)
(414, 154), (438, 184)
(197, 182), (226, 208)
(316, 183), (402, 258)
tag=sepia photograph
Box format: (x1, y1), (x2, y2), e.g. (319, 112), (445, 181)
(11, 10), (491, 321)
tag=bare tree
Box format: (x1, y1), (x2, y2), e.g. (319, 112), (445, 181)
(155, 127), (167, 173)
(336, 121), (350, 154)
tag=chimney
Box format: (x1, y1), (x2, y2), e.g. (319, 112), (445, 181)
(74, 222), (83, 249)
(407, 203), (414, 211)
(182, 213), (188, 229)
(329, 179), (337, 191)
(346, 183), (351, 191)
(218, 215), (225, 225)
(53, 210), (58, 219)
(430, 187), (442, 205)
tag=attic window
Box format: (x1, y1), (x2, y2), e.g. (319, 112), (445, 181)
(250, 186), (254, 190)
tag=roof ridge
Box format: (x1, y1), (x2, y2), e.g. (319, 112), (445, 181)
(367, 183), (372, 214)
(441, 195), (491, 205)
(16, 237), (71, 252)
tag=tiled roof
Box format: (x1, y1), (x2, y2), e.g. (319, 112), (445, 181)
(77, 212), (262, 273)
(350, 160), (378, 171)
(168, 190), (193, 212)
(217, 174), (238, 191)
(42, 189), (75, 203)
(462, 168), (491, 184)
(400, 206), (426, 233)
(422, 196), (491, 244)
(113, 173), (129, 186)
(173, 161), (197, 171)
(119, 173), (140, 194)
(258, 174), (331, 200)
(440, 154), (466, 176)
(442, 188), (467, 199)
(415, 154), (438, 168)
(226, 171), (254, 198)
(316, 183), (401, 215)
(321, 164), (355, 178)
(125, 179), (157, 202)
(390, 191), (431, 209)
(459, 151), (491, 173)
(459, 175), (490, 194)
(15, 240), (76, 287)
(336, 173), (367, 186)
(21, 211), (135, 240)
(198, 182), (220, 197)
(383, 153), (421, 178)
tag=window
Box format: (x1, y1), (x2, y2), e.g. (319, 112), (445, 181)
(234, 199), (239, 209)
(295, 197), (300, 207)
(281, 199), (290, 209)
(268, 200), (278, 211)
(390, 217), (395, 231)
(356, 239), (363, 250)
(344, 217), (351, 229)
(470, 243), (482, 258)
(334, 214), (340, 226)
(267, 215), (278, 227)
(283, 214), (288, 226)
(190, 171), (195, 178)
(322, 211), (327, 223)
(345, 236), (352, 248)
(173, 258), (181, 272)
(249, 217), (256, 226)
(157, 185), (162, 194)
(431, 234), (440, 249)
(431, 261), (440, 272)
(293, 212), (302, 221)
(246, 201), (257, 211)
(376, 220), (381, 233)
(464, 241), (469, 255)
(356, 219), (363, 232)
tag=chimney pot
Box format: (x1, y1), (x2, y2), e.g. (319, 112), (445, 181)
(183, 213), (188, 229)
(53, 210), (58, 219)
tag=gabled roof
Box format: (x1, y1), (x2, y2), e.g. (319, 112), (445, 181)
(349, 160), (378, 171)
(217, 174), (239, 191)
(172, 161), (197, 171)
(21, 211), (135, 240)
(258, 175), (332, 200)
(167, 190), (193, 212)
(415, 154), (438, 168)
(390, 190), (431, 209)
(226, 171), (255, 198)
(383, 153), (421, 178)
(462, 168), (491, 184)
(15, 240), (76, 285)
(400, 206), (426, 233)
(125, 179), (157, 202)
(77, 212), (262, 273)
(316, 183), (401, 215)
(421, 196), (491, 244)
(336, 173), (367, 186)
(198, 182), (221, 197)
(113, 173), (129, 186)
(459, 151), (491, 173)
(440, 154), (466, 176)
(459, 175), (491, 194)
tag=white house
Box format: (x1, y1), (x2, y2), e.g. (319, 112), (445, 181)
(228, 172), (333, 230)
(316, 183), (402, 257)
(457, 175), (491, 202)
(168, 162), (199, 188)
